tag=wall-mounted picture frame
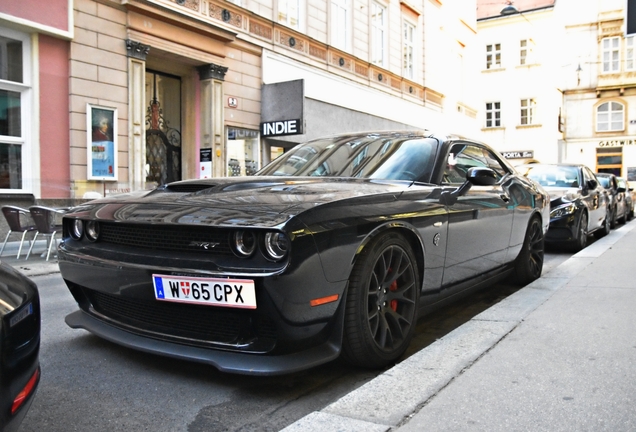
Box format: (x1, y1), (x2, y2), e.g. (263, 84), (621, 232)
(87, 104), (117, 181)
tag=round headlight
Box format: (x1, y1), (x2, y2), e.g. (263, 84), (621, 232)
(263, 232), (289, 261)
(70, 219), (84, 240)
(85, 220), (100, 242)
(233, 230), (256, 257)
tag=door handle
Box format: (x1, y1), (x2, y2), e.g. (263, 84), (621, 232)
(500, 194), (510, 202)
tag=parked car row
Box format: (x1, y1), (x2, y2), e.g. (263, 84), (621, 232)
(516, 163), (633, 252)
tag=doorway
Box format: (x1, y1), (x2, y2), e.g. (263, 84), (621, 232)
(145, 70), (182, 185)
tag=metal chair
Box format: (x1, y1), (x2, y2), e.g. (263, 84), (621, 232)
(26, 206), (65, 261)
(0, 206), (38, 259)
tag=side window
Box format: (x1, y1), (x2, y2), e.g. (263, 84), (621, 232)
(482, 148), (509, 177)
(443, 144), (504, 184)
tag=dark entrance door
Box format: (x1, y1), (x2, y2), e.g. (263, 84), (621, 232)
(145, 71), (182, 185)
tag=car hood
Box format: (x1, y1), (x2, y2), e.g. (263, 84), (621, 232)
(543, 187), (580, 205)
(66, 177), (424, 228)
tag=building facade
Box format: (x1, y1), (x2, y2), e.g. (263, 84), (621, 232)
(559, 0), (636, 179)
(2, 0), (481, 206)
(478, 0), (636, 180)
(476, 0), (562, 166)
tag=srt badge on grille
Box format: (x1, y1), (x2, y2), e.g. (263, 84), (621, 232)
(189, 241), (220, 250)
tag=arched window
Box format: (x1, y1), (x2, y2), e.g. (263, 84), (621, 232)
(596, 101), (624, 132)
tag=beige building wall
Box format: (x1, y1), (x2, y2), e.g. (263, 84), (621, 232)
(70, 0), (128, 198)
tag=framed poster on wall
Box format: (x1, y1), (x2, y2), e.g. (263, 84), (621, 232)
(87, 104), (117, 181)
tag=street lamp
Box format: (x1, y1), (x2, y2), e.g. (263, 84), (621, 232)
(500, 1), (519, 15)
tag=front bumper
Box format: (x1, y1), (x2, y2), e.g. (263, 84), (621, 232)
(65, 309), (342, 376)
(545, 214), (578, 243)
(58, 243), (349, 375)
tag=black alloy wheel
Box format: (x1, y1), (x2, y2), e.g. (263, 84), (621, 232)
(571, 211), (588, 252)
(342, 232), (419, 369)
(513, 216), (544, 285)
(618, 205), (627, 225)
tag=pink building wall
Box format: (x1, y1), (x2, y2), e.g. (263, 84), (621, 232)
(0, 0), (69, 32)
(39, 35), (70, 199)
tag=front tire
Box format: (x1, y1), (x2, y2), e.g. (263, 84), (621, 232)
(571, 211), (588, 252)
(609, 206), (617, 228)
(594, 209), (611, 239)
(512, 216), (544, 285)
(342, 232), (420, 369)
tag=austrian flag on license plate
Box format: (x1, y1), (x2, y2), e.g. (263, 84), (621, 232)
(152, 274), (257, 309)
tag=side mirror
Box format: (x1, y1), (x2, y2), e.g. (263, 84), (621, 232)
(466, 167), (498, 186)
(618, 187), (626, 193)
(586, 179), (598, 190)
(439, 167), (498, 206)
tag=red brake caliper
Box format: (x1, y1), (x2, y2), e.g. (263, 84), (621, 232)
(389, 279), (398, 311)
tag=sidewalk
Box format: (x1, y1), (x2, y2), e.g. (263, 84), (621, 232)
(0, 239), (61, 277)
(283, 221), (636, 432)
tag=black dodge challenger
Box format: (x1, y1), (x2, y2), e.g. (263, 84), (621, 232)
(59, 131), (549, 375)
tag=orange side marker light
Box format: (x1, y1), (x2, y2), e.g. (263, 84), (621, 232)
(310, 294), (339, 307)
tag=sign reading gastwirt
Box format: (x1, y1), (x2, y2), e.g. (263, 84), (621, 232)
(598, 139), (636, 146)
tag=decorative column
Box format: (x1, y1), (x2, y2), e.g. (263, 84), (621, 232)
(126, 40), (150, 191)
(198, 63), (227, 178)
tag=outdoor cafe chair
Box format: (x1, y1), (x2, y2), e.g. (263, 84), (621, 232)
(0, 205), (38, 259)
(26, 206), (66, 261)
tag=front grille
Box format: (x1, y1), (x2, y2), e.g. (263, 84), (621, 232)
(99, 222), (233, 255)
(85, 289), (277, 351)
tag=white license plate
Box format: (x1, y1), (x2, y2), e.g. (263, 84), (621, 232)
(152, 274), (257, 309)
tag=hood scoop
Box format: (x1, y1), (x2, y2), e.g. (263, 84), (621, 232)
(164, 183), (216, 193)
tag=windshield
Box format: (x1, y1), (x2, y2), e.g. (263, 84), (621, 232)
(521, 165), (580, 188)
(597, 176), (610, 188)
(257, 133), (438, 182)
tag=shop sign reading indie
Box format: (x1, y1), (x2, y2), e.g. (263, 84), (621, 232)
(260, 119), (302, 137)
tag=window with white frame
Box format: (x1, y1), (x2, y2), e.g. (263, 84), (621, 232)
(0, 29), (31, 191)
(403, 20), (415, 79)
(596, 101), (624, 132)
(486, 43), (501, 69)
(520, 39), (534, 65)
(278, 0), (302, 30)
(331, 0), (349, 51)
(485, 102), (501, 128)
(626, 36), (635, 71)
(520, 98), (536, 125)
(371, 2), (387, 67)
(602, 37), (620, 73)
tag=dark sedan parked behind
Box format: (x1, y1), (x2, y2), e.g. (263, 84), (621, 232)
(596, 173), (627, 227)
(518, 163), (610, 251)
(0, 261), (40, 432)
(618, 177), (634, 221)
(59, 130), (549, 375)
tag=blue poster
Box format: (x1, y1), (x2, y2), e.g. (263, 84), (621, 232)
(89, 105), (117, 180)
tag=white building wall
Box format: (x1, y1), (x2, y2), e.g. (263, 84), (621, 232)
(477, 7), (564, 163)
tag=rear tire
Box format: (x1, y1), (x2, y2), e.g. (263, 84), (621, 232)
(342, 232), (420, 369)
(512, 216), (544, 285)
